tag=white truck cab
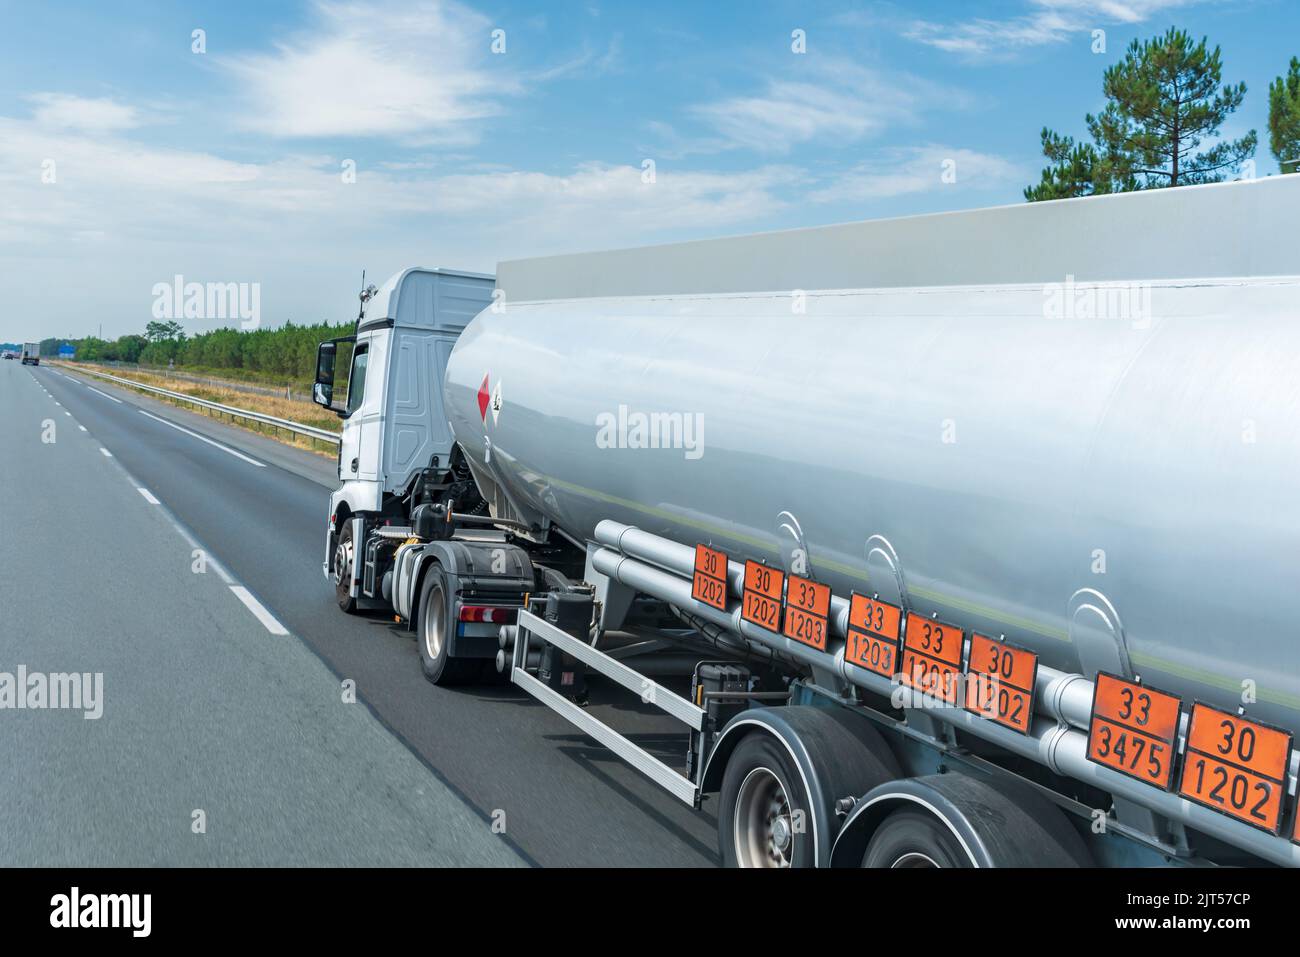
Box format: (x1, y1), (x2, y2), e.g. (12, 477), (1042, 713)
(314, 267), (494, 602)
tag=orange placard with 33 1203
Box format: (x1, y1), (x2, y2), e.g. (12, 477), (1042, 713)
(845, 594), (902, 678)
(900, 613), (963, 704)
(782, 574), (831, 651)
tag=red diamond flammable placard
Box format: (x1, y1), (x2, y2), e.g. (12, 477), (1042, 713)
(477, 374), (491, 421)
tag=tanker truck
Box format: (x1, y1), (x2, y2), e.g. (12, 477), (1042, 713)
(315, 176), (1300, 868)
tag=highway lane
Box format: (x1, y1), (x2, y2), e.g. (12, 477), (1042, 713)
(0, 359), (523, 866)
(29, 363), (721, 867)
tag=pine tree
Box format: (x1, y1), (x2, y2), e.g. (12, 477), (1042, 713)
(1268, 57), (1300, 172)
(1027, 27), (1255, 200)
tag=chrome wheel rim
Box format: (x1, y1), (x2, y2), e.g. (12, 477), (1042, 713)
(891, 851), (941, 869)
(422, 583), (447, 662)
(333, 538), (352, 589)
(733, 767), (793, 868)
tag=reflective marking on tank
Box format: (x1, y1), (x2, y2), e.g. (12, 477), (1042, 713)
(777, 510), (811, 578)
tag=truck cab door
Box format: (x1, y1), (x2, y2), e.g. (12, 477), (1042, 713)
(338, 339), (371, 480)
(341, 329), (391, 482)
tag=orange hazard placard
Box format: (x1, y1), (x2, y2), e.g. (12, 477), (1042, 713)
(900, 613), (963, 704)
(691, 544), (729, 611)
(845, 594), (902, 678)
(1086, 673), (1182, 790)
(849, 594), (901, 641)
(741, 561), (784, 634)
(963, 634), (1038, 735)
(1178, 703), (1293, 834)
(782, 574), (831, 651)
(903, 613), (962, 666)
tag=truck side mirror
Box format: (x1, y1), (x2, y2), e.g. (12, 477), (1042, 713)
(314, 341), (336, 408)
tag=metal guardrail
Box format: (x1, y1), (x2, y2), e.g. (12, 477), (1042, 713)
(56, 364), (342, 446)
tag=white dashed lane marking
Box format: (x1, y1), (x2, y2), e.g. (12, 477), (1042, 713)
(229, 586), (289, 636)
(87, 386), (122, 404)
(137, 410), (266, 468)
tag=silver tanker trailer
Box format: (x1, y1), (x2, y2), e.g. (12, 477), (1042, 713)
(315, 176), (1300, 868)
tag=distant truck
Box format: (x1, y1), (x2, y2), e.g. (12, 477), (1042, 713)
(21, 343), (39, 366)
(314, 178), (1300, 868)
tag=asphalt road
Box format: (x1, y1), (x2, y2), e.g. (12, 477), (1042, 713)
(6, 360), (720, 867)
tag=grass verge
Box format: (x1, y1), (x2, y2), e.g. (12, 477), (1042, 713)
(55, 361), (341, 458)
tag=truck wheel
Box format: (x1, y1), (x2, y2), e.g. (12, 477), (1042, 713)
(334, 523), (358, 614)
(416, 566), (482, 685)
(862, 810), (973, 868)
(718, 735), (814, 868)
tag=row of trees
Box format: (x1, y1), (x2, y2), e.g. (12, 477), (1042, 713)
(1026, 28), (1300, 200)
(52, 318), (354, 383)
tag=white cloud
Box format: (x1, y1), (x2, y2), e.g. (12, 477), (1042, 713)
(904, 0), (1204, 57)
(0, 103), (794, 258)
(222, 0), (516, 140)
(0, 103), (802, 340)
(420, 163), (796, 238)
(688, 60), (961, 154)
(27, 94), (141, 133)
(808, 147), (1027, 203)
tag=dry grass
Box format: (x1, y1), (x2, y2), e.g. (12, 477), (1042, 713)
(56, 362), (341, 457)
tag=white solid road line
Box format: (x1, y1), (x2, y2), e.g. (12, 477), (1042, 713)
(137, 487), (161, 505)
(229, 586), (289, 636)
(137, 410), (267, 468)
(100, 448), (113, 457)
(87, 386), (123, 404)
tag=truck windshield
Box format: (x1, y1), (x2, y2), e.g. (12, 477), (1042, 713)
(346, 344), (368, 414)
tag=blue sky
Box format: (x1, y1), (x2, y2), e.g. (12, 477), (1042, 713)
(1, 0), (1294, 342)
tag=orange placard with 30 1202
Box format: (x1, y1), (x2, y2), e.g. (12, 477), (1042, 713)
(1086, 672), (1182, 791)
(782, 574), (831, 651)
(741, 561), (784, 634)
(963, 634), (1038, 734)
(691, 544), (729, 611)
(1178, 703), (1293, 834)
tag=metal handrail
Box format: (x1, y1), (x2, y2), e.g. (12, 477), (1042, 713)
(56, 364), (342, 445)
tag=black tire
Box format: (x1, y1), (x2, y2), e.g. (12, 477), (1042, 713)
(718, 734), (814, 868)
(862, 810), (973, 868)
(333, 522), (358, 614)
(415, 565), (483, 685)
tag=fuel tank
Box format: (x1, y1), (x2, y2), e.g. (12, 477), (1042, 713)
(444, 182), (1300, 734)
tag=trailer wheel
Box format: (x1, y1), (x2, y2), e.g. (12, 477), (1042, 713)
(333, 522), (357, 614)
(719, 734), (814, 868)
(862, 810), (974, 868)
(416, 565), (482, 685)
